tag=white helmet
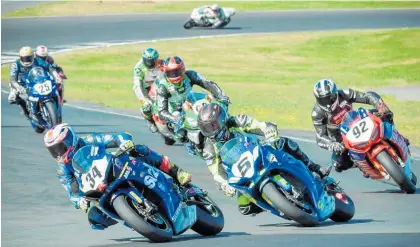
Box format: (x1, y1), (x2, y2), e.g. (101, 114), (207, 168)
(19, 46), (35, 67)
(210, 4), (219, 11)
(36, 45), (48, 58)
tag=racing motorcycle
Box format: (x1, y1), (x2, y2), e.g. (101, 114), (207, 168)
(340, 107), (417, 194)
(72, 145), (224, 242)
(23, 69), (63, 133)
(184, 7), (236, 29)
(181, 91), (229, 157)
(219, 133), (355, 226)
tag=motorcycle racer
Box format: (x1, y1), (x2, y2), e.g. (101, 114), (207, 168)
(35, 45), (67, 102)
(197, 103), (332, 216)
(156, 56), (230, 124)
(8, 46), (56, 119)
(311, 78), (410, 175)
(133, 48), (163, 133)
(44, 123), (192, 230)
(194, 4), (227, 28)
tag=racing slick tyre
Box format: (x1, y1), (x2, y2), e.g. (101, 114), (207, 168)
(113, 195), (173, 242)
(183, 19), (195, 29)
(191, 195), (224, 236)
(329, 192), (355, 222)
(376, 151), (416, 194)
(261, 182), (319, 227)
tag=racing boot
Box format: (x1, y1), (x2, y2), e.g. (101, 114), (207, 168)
(237, 193), (263, 216)
(274, 137), (331, 178)
(87, 206), (118, 230)
(147, 121), (158, 133)
(162, 159), (191, 186)
(16, 98), (30, 120)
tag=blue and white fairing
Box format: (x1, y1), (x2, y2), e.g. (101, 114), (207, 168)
(72, 145), (197, 234)
(219, 135), (335, 221)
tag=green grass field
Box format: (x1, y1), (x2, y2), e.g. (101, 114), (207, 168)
(2, 28), (419, 144)
(3, 1), (420, 17)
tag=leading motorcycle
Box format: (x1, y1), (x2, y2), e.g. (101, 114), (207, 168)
(184, 7), (236, 29)
(219, 133), (355, 226)
(340, 107), (417, 194)
(72, 145), (224, 242)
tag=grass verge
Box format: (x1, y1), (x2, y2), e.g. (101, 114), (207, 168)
(2, 28), (420, 144)
(3, 1), (420, 17)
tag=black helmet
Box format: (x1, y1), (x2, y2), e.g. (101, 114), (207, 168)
(313, 79), (339, 112)
(198, 103), (228, 141)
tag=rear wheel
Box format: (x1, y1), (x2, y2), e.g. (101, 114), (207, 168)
(191, 195), (224, 236)
(261, 182), (319, 226)
(112, 195), (173, 242)
(329, 192), (355, 222)
(376, 151), (416, 194)
(164, 136), (176, 145)
(411, 173), (417, 185)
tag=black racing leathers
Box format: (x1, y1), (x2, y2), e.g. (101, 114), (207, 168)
(311, 88), (393, 171)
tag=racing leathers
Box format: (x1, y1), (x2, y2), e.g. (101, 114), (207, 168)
(8, 59), (53, 118)
(57, 132), (191, 229)
(156, 70), (229, 123)
(202, 114), (330, 216)
(195, 5), (227, 28)
(133, 58), (163, 130)
(311, 88), (406, 173)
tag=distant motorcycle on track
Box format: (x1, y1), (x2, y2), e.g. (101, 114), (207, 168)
(184, 7), (236, 29)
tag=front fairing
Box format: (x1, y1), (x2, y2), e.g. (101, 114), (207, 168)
(27, 76), (59, 102)
(101, 154), (196, 234)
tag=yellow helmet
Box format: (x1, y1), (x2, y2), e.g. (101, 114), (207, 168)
(19, 46), (34, 67)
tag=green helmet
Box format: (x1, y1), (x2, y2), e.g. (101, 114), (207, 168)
(142, 48), (159, 69)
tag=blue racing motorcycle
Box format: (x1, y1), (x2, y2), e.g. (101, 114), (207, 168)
(24, 67), (62, 133)
(219, 134), (355, 226)
(72, 145), (224, 242)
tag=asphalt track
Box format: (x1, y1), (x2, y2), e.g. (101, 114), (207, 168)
(2, 8), (420, 247)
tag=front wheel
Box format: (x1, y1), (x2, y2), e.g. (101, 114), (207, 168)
(220, 18), (231, 28)
(112, 195), (173, 242)
(184, 19), (195, 29)
(191, 195), (224, 236)
(261, 182), (319, 226)
(44, 101), (60, 127)
(164, 136), (176, 145)
(376, 151), (416, 194)
(329, 192), (355, 222)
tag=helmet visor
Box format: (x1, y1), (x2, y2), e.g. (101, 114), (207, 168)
(199, 116), (226, 137)
(144, 58), (156, 69)
(165, 69), (183, 80)
(316, 92), (338, 109)
(20, 55), (34, 64)
(46, 130), (74, 158)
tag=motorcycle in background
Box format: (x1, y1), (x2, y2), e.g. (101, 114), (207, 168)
(340, 107), (417, 194)
(23, 68), (63, 133)
(184, 7), (236, 29)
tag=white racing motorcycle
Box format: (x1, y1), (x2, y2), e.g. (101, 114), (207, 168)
(183, 7), (236, 29)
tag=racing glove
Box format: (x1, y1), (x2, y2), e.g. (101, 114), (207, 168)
(217, 95), (231, 106)
(328, 142), (345, 154)
(220, 181), (236, 197)
(263, 123), (278, 141)
(78, 197), (90, 213)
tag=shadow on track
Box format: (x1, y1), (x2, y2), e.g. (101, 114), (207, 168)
(109, 231), (250, 244)
(258, 218), (382, 228)
(1, 124), (118, 128)
(187, 27), (244, 30)
(362, 188), (420, 194)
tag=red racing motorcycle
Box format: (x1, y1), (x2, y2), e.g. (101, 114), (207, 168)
(340, 108), (417, 194)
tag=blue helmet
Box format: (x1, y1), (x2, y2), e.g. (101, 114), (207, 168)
(142, 48), (159, 69)
(313, 79), (339, 112)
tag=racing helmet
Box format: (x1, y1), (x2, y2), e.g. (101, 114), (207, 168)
(35, 45), (49, 58)
(210, 4), (220, 12)
(44, 123), (78, 164)
(163, 56), (185, 85)
(313, 78), (339, 112)
(198, 103), (229, 142)
(19, 46), (35, 67)
(142, 47), (159, 70)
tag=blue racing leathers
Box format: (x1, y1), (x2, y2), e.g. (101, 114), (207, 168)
(57, 132), (174, 229)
